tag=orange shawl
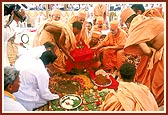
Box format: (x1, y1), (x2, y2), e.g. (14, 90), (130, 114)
(100, 82), (159, 111)
(124, 15), (164, 53)
(33, 20), (76, 73)
(124, 15), (164, 106)
(101, 29), (127, 69)
(94, 4), (107, 22)
(124, 15), (164, 68)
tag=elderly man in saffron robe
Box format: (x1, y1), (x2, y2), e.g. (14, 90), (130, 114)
(120, 7), (164, 107)
(92, 20), (128, 74)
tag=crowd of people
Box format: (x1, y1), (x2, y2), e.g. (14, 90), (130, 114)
(26, 3), (164, 12)
(3, 3), (165, 112)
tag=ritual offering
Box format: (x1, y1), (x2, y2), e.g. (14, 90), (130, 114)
(49, 76), (84, 95)
(92, 69), (112, 87)
(49, 74), (95, 96)
(92, 74), (112, 87)
(56, 80), (81, 94)
(59, 94), (82, 110)
(39, 89), (110, 111)
(70, 41), (94, 62)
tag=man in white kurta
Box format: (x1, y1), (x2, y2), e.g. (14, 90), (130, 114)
(4, 92), (27, 111)
(13, 50), (59, 111)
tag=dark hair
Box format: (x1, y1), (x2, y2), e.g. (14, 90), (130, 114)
(40, 50), (57, 65)
(4, 4), (27, 15)
(5, 4), (27, 25)
(4, 66), (20, 90)
(72, 21), (82, 30)
(125, 14), (137, 24)
(119, 62), (136, 81)
(4, 4), (15, 16)
(4, 5), (11, 16)
(131, 4), (145, 14)
(43, 41), (55, 50)
(88, 22), (93, 27)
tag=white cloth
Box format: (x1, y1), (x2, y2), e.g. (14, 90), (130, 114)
(21, 45), (46, 59)
(4, 95), (27, 111)
(13, 53), (59, 111)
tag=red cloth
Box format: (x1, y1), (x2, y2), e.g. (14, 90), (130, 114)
(89, 70), (119, 90)
(66, 41), (94, 72)
(70, 43), (94, 62)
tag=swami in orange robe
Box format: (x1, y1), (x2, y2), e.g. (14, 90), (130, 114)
(89, 31), (102, 48)
(67, 9), (90, 47)
(33, 20), (76, 74)
(93, 4), (107, 25)
(92, 20), (127, 72)
(143, 7), (163, 18)
(92, 16), (108, 32)
(66, 22), (101, 72)
(100, 82), (159, 111)
(120, 7), (164, 107)
(100, 62), (158, 111)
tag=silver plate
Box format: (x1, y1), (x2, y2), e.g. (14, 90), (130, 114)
(59, 94), (82, 110)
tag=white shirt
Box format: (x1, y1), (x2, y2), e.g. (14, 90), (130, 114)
(13, 53), (59, 110)
(4, 95), (27, 111)
(21, 45), (46, 59)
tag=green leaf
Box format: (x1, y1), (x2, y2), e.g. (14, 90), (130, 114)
(87, 104), (94, 110)
(72, 99), (81, 107)
(51, 105), (57, 111)
(78, 106), (84, 111)
(51, 100), (56, 105)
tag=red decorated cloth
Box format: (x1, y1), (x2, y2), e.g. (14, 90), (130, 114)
(70, 42), (94, 62)
(66, 41), (94, 72)
(89, 70), (119, 91)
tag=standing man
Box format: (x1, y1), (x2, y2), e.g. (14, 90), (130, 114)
(131, 4), (163, 18)
(4, 4), (27, 66)
(131, 4), (145, 15)
(50, 8), (62, 21)
(93, 4), (108, 26)
(33, 10), (76, 74)
(120, 7), (164, 107)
